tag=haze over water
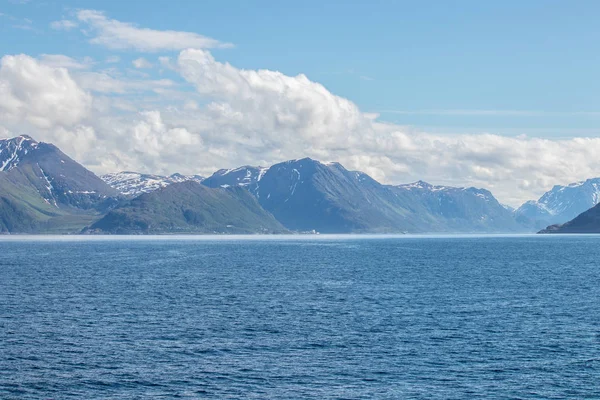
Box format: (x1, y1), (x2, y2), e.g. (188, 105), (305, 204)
(1, 235), (599, 398)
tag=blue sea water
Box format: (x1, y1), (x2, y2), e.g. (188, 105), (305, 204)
(1, 235), (600, 399)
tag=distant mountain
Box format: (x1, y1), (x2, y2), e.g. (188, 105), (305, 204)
(202, 166), (267, 191)
(205, 158), (526, 233)
(390, 180), (525, 233)
(253, 159), (417, 233)
(0, 135), (118, 210)
(516, 178), (600, 225)
(102, 171), (204, 197)
(539, 202), (600, 233)
(0, 136), (538, 234)
(86, 181), (286, 234)
(0, 135), (120, 233)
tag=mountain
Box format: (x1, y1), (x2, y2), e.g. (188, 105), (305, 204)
(201, 166), (267, 191)
(539, 202), (600, 233)
(252, 159), (417, 233)
(389, 180), (525, 233)
(86, 181), (286, 234)
(0, 135), (118, 211)
(102, 171), (204, 197)
(0, 136), (535, 234)
(204, 158), (526, 233)
(516, 178), (600, 225)
(0, 134), (39, 171)
(0, 135), (119, 233)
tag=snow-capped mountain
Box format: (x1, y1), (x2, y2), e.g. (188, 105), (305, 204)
(394, 180), (498, 204)
(0, 136), (533, 233)
(0, 135), (120, 233)
(390, 180), (520, 230)
(516, 178), (600, 225)
(0, 135), (118, 210)
(202, 158), (525, 233)
(0, 135), (40, 171)
(102, 171), (204, 197)
(201, 166), (268, 191)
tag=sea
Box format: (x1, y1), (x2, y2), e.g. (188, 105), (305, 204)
(1, 235), (599, 399)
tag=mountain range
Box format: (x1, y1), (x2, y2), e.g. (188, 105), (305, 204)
(515, 178), (600, 226)
(101, 171), (204, 198)
(3, 135), (600, 234)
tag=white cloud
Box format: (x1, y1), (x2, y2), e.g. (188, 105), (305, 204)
(168, 49), (600, 205)
(105, 55), (120, 63)
(76, 10), (232, 52)
(4, 50), (600, 206)
(0, 54), (92, 129)
(132, 57), (152, 69)
(40, 54), (92, 70)
(177, 49), (370, 148)
(50, 19), (78, 31)
(75, 71), (175, 94)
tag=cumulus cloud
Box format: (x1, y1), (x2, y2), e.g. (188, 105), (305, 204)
(177, 49), (370, 149)
(132, 57), (152, 69)
(76, 10), (232, 52)
(169, 49), (600, 205)
(75, 71), (175, 94)
(0, 54), (92, 129)
(3, 50), (600, 206)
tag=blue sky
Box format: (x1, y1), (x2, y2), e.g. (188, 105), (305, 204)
(4, 0), (600, 136)
(2, 0), (600, 205)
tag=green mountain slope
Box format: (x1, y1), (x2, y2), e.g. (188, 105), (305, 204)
(0, 172), (99, 233)
(0, 135), (119, 233)
(86, 181), (286, 234)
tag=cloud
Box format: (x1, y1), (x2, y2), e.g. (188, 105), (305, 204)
(75, 71), (175, 94)
(0, 54), (92, 129)
(76, 10), (232, 52)
(40, 54), (93, 70)
(132, 57), (152, 69)
(3, 50), (600, 206)
(177, 49), (370, 148)
(50, 19), (78, 31)
(105, 55), (120, 63)
(168, 49), (600, 205)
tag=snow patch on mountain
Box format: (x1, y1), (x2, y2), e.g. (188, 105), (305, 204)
(396, 180), (486, 195)
(516, 177), (600, 224)
(102, 171), (204, 197)
(0, 135), (39, 172)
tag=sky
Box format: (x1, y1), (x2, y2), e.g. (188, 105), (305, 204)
(1, 0), (600, 206)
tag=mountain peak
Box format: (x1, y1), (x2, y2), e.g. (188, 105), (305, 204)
(517, 176), (600, 225)
(398, 180), (434, 190)
(0, 134), (38, 145)
(0, 134), (40, 171)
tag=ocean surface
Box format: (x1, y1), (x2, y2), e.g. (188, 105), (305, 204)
(1, 235), (599, 399)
